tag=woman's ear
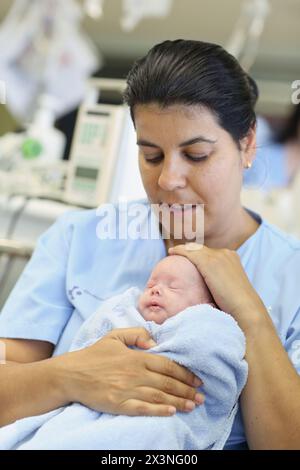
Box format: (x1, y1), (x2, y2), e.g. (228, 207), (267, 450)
(240, 126), (257, 169)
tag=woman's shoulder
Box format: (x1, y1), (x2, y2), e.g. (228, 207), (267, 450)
(260, 217), (300, 254)
(240, 211), (300, 289)
(244, 216), (300, 341)
(45, 198), (153, 255)
(56, 198), (150, 233)
(249, 216), (300, 287)
(241, 209), (300, 269)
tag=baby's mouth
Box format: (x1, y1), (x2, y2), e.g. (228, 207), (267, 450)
(148, 300), (163, 311)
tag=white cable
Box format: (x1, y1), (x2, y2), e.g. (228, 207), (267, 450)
(121, 0), (173, 32)
(84, 0), (105, 19)
(226, 0), (271, 71)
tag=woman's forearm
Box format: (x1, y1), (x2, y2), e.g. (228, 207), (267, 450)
(0, 329), (202, 428)
(0, 356), (69, 427)
(240, 312), (300, 450)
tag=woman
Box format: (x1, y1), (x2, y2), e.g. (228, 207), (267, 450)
(1, 40), (300, 450)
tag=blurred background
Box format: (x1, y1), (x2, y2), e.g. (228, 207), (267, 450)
(0, 0), (300, 307)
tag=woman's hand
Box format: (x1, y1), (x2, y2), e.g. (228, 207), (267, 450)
(59, 327), (204, 417)
(168, 243), (268, 330)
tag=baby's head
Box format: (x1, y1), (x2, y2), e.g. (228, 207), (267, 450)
(138, 255), (214, 324)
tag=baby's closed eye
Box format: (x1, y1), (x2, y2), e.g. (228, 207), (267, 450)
(169, 284), (182, 290)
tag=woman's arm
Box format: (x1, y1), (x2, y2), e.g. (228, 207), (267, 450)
(0, 351), (68, 427)
(168, 244), (300, 449)
(0, 329), (202, 427)
(240, 314), (300, 450)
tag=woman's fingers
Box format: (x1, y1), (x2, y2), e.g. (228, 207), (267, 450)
(65, 335), (204, 418)
(168, 244), (211, 277)
(120, 378), (205, 416)
(118, 399), (177, 417)
(108, 328), (202, 389)
(106, 327), (157, 349)
(143, 352), (202, 388)
(131, 377), (205, 413)
(168, 244), (267, 325)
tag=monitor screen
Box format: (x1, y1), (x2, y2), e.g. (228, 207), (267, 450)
(75, 166), (99, 180)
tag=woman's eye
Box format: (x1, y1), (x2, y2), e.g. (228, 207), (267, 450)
(184, 153), (208, 162)
(144, 154), (163, 164)
(143, 152), (208, 163)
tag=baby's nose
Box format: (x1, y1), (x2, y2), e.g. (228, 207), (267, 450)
(151, 285), (161, 295)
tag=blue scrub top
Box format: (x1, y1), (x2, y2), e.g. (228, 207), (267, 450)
(1, 198), (300, 449)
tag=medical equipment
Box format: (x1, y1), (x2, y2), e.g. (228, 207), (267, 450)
(0, 94), (67, 168)
(0, 76), (147, 206)
(121, 0), (173, 32)
(84, 0), (105, 19)
(0, 94), (67, 199)
(0, 80), (5, 105)
(0, 0), (99, 121)
(83, 0), (173, 31)
(0, 194), (78, 308)
(0, 239), (33, 259)
(65, 78), (146, 207)
(21, 94), (66, 163)
(0, 159), (68, 202)
(0, 237), (34, 308)
(227, 0), (270, 71)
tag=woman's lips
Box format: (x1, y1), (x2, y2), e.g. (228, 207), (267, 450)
(159, 203), (198, 213)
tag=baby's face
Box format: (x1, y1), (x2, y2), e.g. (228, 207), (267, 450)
(138, 255), (213, 324)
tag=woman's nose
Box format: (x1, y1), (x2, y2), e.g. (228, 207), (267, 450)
(158, 157), (187, 191)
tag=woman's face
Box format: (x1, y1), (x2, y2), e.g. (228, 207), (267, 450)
(135, 103), (256, 244)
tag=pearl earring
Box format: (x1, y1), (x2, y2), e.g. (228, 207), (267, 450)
(246, 162), (252, 169)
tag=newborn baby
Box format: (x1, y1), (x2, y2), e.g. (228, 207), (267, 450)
(0, 255), (247, 451)
(138, 255), (215, 324)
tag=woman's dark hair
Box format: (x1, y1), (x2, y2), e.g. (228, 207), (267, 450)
(276, 103), (300, 144)
(124, 39), (259, 145)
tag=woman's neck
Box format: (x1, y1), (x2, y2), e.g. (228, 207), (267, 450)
(164, 206), (260, 252)
(206, 207), (260, 250)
